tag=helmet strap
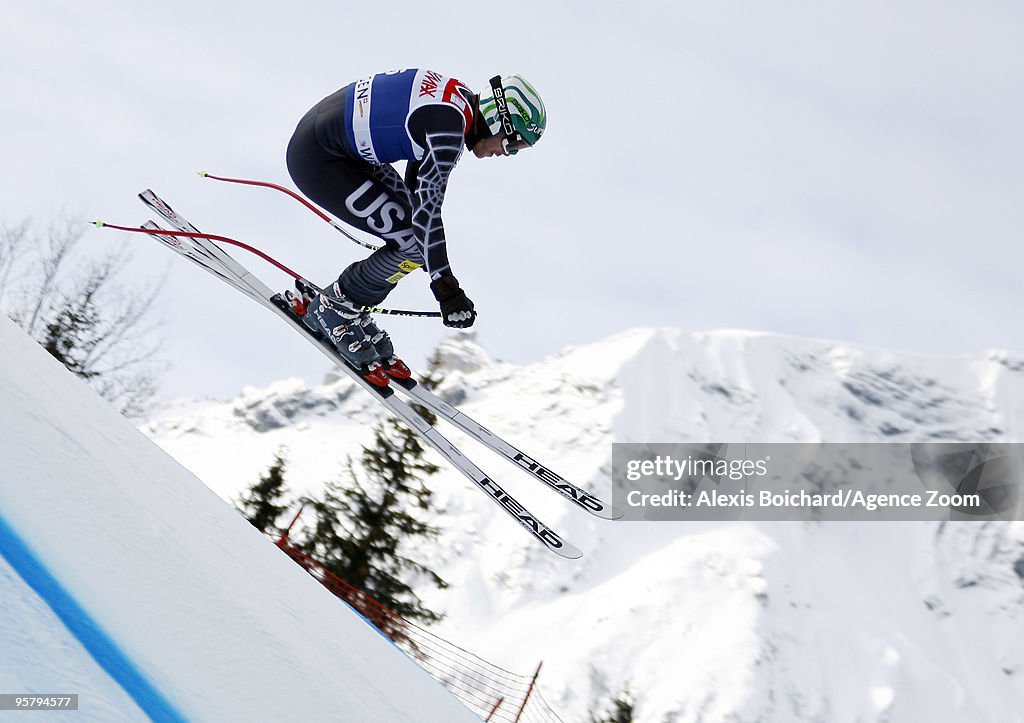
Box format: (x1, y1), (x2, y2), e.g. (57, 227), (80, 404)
(466, 94), (493, 151)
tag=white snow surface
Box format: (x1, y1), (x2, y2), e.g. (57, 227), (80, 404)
(143, 328), (1024, 722)
(0, 314), (477, 723)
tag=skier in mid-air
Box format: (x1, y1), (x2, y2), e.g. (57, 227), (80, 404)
(285, 68), (546, 385)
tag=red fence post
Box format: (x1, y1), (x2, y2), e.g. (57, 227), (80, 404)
(485, 696), (505, 722)
(513, 661), (543, 723)
(277, 503), (305, 543)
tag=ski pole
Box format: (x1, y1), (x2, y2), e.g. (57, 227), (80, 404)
(92, 221), (441, 318)
(93, 221), (303, 278)
(198, 172), (383, 251)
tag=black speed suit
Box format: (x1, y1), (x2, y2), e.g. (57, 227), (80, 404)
(286, 69), (480, 307)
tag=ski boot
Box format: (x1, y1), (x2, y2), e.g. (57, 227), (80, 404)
(358, 315), (411, 381)
(286, 281), (390, 388)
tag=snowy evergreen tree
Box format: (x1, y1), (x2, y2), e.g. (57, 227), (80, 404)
(1, 216), (166, 417)
(298, 350), (448, 624)
(42, 286), (102, 382)
(236, 450), (291, 533)
(589, 685), (635, 723)
(299, 417), (447, 624)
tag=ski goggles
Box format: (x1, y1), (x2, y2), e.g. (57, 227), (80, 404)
(489, 76), (531, 155)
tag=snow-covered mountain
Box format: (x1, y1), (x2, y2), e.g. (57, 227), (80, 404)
(143, 328), (1024, 722)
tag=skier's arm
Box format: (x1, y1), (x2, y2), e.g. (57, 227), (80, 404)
(408, 107), (464, 280)
(408, 105), (476, 327)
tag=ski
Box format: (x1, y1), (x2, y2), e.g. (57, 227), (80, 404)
(134, 193), (583, 559)
(390, 378), (622, 520)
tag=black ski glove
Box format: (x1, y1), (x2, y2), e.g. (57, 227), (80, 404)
(430, 274), (477, 329)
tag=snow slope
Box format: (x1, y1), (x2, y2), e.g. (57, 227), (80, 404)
(144, 329), (1024, 722)
(0, 314), (476, 723)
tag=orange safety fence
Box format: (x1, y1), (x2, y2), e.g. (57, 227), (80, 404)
(273, 537), (565, 723)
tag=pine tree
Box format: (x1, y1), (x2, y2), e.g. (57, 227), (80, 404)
(2, 217), (166, 417)
(42, 289), (102, 381)
(300, 415), (448, 624)
(417, 347), (445, 398)
(298, 348), (450, 624)
(589, 686), (635, 723)
(236, 451), (291, 533)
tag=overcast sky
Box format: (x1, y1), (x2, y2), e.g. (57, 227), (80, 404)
(3, 1), (1022, 402)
